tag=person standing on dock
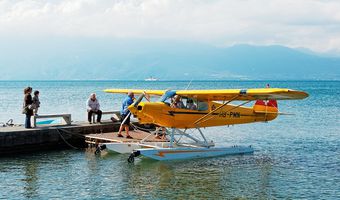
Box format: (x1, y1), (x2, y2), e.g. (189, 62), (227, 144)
(117, 91), (134, 139)
(23, 87), (33, 128)
(87, 93), (102, 124)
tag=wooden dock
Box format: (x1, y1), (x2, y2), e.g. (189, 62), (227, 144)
(0, 120), (122, 155)
(0, 116), (161, 156)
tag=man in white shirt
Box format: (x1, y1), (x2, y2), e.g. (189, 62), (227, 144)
(87, 93), (102, 124)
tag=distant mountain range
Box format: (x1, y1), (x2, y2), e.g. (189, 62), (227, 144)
(0, 39), (339, 80)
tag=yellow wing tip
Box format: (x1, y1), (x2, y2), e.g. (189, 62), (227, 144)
(288, 90), (309, 99)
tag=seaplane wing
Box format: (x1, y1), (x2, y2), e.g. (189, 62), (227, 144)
(104, 89), (165, 96)
(176, 88), (309, 101)
(104, 88), (308, 101)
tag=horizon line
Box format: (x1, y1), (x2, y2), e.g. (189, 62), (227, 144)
(0, 79), (339, 82)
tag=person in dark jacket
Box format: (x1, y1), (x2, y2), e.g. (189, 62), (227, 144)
(23, 87), (33, 128)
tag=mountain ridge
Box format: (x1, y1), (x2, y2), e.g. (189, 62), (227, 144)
(0, 39), (339, 80)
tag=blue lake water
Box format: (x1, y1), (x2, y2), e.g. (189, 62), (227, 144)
(0, 80), (339, 199)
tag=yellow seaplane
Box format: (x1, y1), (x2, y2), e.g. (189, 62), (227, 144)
(104, 87), (308, 162)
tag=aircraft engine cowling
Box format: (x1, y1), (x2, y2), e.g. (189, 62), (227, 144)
(128, 102), (162, 125)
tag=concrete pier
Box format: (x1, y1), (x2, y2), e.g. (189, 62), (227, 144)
(0, 121), (121, 155)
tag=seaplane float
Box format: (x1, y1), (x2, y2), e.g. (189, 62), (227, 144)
(96, 87), (308, 162)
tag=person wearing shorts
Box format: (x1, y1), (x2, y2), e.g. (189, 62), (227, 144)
(117, 91), (134, 139)
(120, 113), (130, 126)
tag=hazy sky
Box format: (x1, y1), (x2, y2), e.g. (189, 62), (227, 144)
(1, 0), (340, 54)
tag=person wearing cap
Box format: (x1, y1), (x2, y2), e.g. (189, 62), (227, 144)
(86, 93), (102, 124)
(117, 91), (134, 139)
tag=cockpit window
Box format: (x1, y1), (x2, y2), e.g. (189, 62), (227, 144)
(184, 97), (208, 111)
(159, 91), (208, 111)
(185, 98), (197, 110)
(197, 101), (208, 111)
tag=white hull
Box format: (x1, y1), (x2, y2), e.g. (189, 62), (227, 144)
(133, 146), (254, 161)
(105, 142), (170, 154)
(106, 143), (141, 154)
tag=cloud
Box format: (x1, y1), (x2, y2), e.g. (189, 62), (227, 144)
(1, 0), (340, 53)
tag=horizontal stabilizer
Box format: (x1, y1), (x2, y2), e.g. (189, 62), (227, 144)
(254, 111), (295, 115)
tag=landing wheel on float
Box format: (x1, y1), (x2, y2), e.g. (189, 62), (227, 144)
(127, 154), (134, 163)
(127, 151), (140, 163)
(94, 144), (106, 155)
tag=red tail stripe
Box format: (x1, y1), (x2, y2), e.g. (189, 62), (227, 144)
(255, 100), (266, 106)
(255, 100), (278, 108)
(268, 100), (278, 108)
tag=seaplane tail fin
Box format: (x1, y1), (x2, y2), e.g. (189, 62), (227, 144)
(253, 99), (279, 114)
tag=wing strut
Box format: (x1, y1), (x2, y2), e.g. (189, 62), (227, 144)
(194, 95), (239, 125)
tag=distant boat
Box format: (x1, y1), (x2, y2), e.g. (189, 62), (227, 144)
(144, 76), (158, 81)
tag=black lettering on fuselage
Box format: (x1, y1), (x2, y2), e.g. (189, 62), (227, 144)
(219, 111), (241, 118)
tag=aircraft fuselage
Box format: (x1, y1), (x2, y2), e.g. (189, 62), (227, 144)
(128, 101), (278, 129)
